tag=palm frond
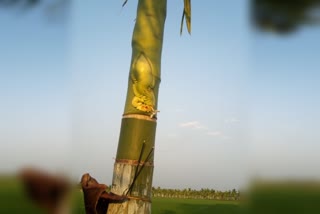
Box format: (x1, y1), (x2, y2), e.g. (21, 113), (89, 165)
(180, 0), (192, 35)
(122, 0), (128, 7)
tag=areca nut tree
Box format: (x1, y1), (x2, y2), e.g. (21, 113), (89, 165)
(107, 0), (191, 213)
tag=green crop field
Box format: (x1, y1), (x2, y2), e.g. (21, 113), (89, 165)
(72, 195), (241, 214)
(2, 176), (320, 214)
(0, 176), (43, 213)
(0, 176), (241, 213)
(152, 198), (240, 214)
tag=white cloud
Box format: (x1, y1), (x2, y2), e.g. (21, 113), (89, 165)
(180, 121), (198, 127)
(224, 118), (240, 124)
(222, 135), (232, 140)
(207, 131), (222, 136)
(180, 121), (232, 140)
(179, 121), (208, 130)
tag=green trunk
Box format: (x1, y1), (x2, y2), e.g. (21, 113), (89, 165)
(107, 0), (167, 213)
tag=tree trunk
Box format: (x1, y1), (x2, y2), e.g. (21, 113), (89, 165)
(107, 0), (167, 213)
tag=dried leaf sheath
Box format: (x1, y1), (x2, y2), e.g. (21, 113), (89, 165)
(180, 0), (191, 35)
(81, 173), (127, 214)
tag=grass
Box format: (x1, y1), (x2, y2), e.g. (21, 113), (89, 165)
(3, 176), (320, 214)
(152, 197), (240, 214)
(0, 176), (240, 213)
(6, 176), (320, 214)
(65, 195), (241, 214)
(0, 176), (43, 213)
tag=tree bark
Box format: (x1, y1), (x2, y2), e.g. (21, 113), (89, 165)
(107, 0), (167, 213)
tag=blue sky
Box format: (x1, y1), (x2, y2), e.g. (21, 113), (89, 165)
(1, 0), (319, 191)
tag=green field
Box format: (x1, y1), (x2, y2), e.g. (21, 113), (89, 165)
(152, 198), (240, 214)
(72, 195), (240, 214)
(3, 177), (320, 214)
(0, 177), (240, 213)
(0, 176), (43, 213)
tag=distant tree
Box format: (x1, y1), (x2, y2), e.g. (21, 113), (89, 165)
(151, 186), (240, 201)
(0, 0), (70, 18)
(252, 0), (320, 33)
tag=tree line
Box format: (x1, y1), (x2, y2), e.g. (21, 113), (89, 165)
(151, 187), (240, 201)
